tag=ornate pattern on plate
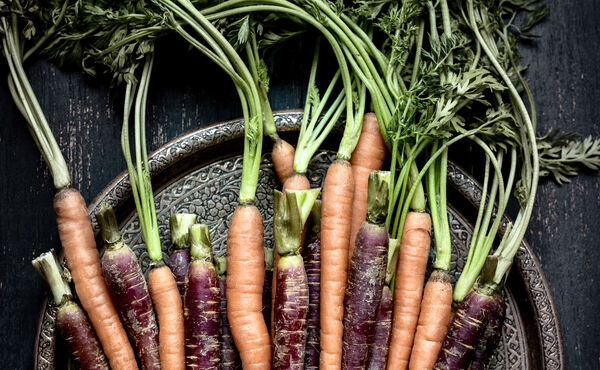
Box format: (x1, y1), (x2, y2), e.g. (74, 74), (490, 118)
(34, 112), (563, 369)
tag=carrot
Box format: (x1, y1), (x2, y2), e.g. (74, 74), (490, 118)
(54, 188), (137, 370)
(409, 270), (452, 370)
(320, 158), (355, 368)
(148, 265), (185, 370)
(120, 56), (185, 369)
(227, 204), (271, 369)
(271, 172), (311, 340)
(272, 137), (295, 184)
(184, 224), (220, 369)
(342, 171), (390, 368)
(97, 204), (160, 370)
(408, 146), (453, 370)
(348, 113), (386, 262)
(386, 211), (432, 370)
(33, 251), (109, 370)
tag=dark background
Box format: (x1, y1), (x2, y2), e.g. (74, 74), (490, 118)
(1, 1), (599, 369)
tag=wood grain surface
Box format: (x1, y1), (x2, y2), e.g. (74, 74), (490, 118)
(1, 1), (599, 368)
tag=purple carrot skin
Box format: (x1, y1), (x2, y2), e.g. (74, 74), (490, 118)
(169, 213), (198, 295)
(184, 224), (221, 369)
(215, 257), (242, 370)
(32, 251), (108, 370)
(470, 293), (506, 370)
(272, 189), (319, 370)
(273, 254), (310, 370)
(434, 289), (497, 370)
(170, 249), (191, 295)
(303, 200), (321, 370)
(366, 285), (393, 370)
(342, 171), (391, 369)
(263, 247), (274, 335)
(96, 204), (160, 370)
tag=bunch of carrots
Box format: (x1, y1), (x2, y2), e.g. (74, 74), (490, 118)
(5, 0), (600, 369)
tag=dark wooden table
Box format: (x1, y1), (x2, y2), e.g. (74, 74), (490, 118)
(1, 1), (599, 369)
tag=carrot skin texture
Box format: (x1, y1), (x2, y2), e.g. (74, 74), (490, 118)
(56, 301), (109, 370)
(101, 246), (160, 370)
(53, 188), (137, 370)
(148, 264), (186, 370)
(220, 277), (241, 370)
(273, 254), (309, 370)
(409, 270), (453, 370)
(170, 249), (191, 296)
(470, 294), (506, 370)
(320, 158), (355, 368)
(387, 211), (432, 370)
(227, 204), (271, 369)
(348, 113), (386, 262)
(272, 138), (295, 184)
(303, 235), (321, 370)
(342, 222), (389, 369)
(366, 285), (393, 370)
(184, 260), (221, 369)
(434, 290), (496, 370)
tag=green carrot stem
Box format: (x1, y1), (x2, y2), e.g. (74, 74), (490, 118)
(396, 126), (488, 239)
(385, 238), (400, 287)
(214, 256), (227, 279)
(273, 188), (320, 256)
(32, 251), (72, 306)
(1, 17), (70, 190)
(170, 213), (198, 250)
(466, 0), (540, 280)
(120, 56), (162, 262)
(189, 224), (212, 261)
(264, 247), (274, 272)
(96, 203), (123, 247)
(310, 200), (322, 235)
(366, 171), (391, 225)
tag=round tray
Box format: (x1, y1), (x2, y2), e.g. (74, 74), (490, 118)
(34, 111), (564, 369)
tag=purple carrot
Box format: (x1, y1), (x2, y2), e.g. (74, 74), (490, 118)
(273, 254), (309, 370)
(272, 189), (320, 370)
(342, 171), (390, 369)
(169, 213), (197, 295)
(215, 256), (241, 370)
(96, 203), (160, 370)
(303, 201), (321, 370)
(263, 247), (274, 335)
(33, 251), (108, 370)
(184, 224), (220, 369)
(470, 293), (506, 370)
(366, 285), (393, 370)
(434, 288), (497, 370)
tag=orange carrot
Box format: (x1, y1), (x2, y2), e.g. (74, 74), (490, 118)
(272, 137), (295, 184)
(387, 211), (432, 370)
(147, 264), (185, 370)
(227, 204), (271, 369)
(409, 270), (452, 370)
(54, 188), (137, 370)
(348, 113), (386, 262)
(319, 158), (355, 368)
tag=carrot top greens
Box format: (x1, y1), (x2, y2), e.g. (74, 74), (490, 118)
(1, 1), (71, 190)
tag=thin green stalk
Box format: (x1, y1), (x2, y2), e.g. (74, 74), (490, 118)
(120, 56), (162, 261)
(1, 17), (70, 190)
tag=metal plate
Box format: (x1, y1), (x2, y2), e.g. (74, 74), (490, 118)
(33, 111), (565, 369)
